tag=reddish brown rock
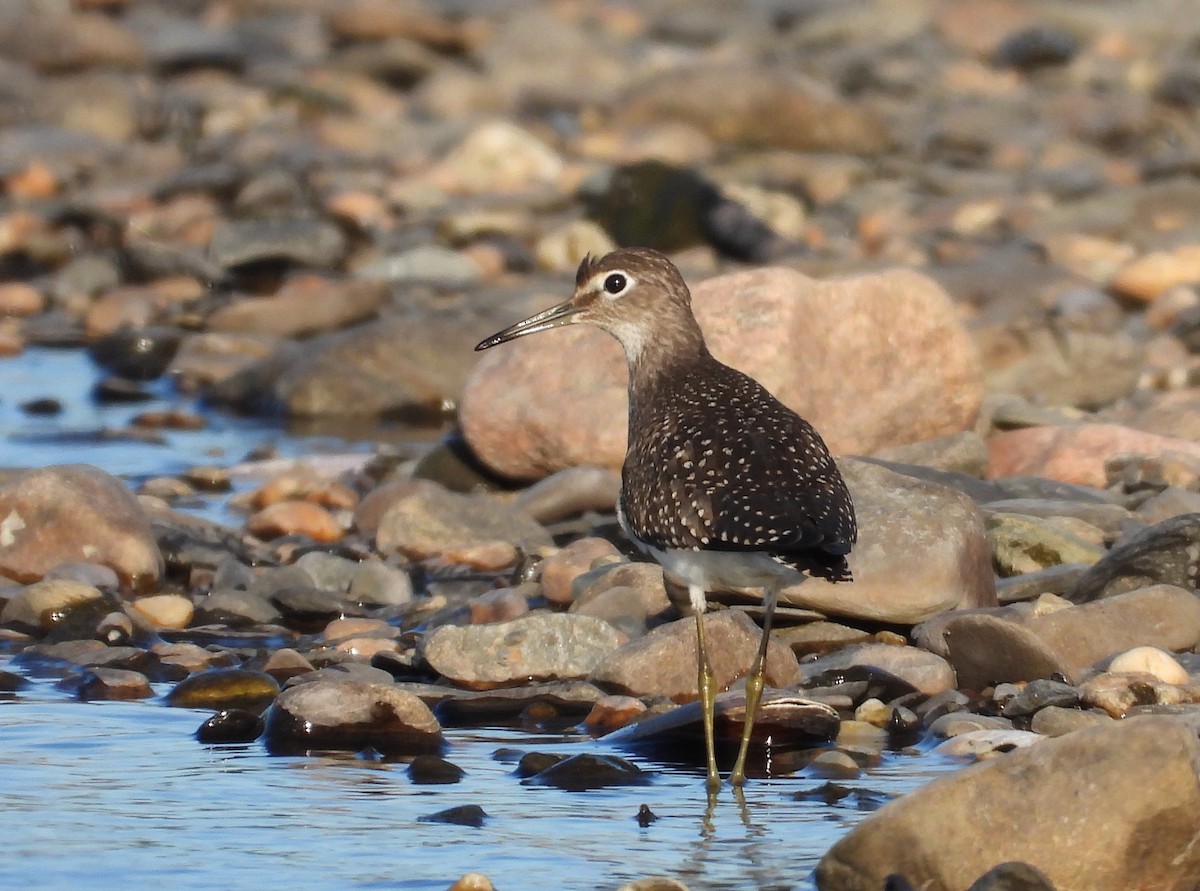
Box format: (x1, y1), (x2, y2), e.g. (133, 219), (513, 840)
(0, 282), (45, 317)
(0, 465), (163, 592)
(462, 266), (983, 479)
(583, 694), (647, 734)
(540, 538), (624, 606)
(589, 610), (801, 702)
(246, 501), (343, 544)
(816, 717), (1200, 891)
(1110, 245), (1200, 302)
(986, 423), (1200, 487)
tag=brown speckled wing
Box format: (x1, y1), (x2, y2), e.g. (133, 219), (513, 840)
(621, 357), (856, 580)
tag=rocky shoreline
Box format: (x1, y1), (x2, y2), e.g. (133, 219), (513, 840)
(4, 1), (1200, 889)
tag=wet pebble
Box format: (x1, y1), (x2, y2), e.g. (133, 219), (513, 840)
(523, 753), (649, 792)
(195, 709), (266, 744)
(0, 579), (105, 635)
(127, 593), (193, 630)
(408, 754), (465, 785)
(89, 326), (182, 381)
(590, 610), (798, 700)
(418, 804), (487, 828)
(422, 612), (622, 690)
(264, 679), (442, 756)
(246, 501), (344, 544)
(0, 465), (163, 592)
(75, 667), (153, 701)
(166, 668), (280, 711)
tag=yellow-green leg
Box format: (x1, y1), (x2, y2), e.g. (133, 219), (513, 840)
(691, 585), (721, 792)
(731, 581), (781, 786)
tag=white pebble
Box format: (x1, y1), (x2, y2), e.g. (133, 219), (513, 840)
(1108, 646), (1189, 685)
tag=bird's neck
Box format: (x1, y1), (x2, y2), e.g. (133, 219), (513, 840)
(617, 308), (708, 383)
(625, 326), (714, 421)
(624, 326), (705, 386)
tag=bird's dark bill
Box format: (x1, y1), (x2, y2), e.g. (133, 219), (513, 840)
(475, 299), (580, 350)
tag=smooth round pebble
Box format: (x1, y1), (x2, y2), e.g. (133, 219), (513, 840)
(1107, 646), (1189, 685)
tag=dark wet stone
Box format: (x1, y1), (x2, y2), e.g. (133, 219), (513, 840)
(515, 751), (566, 778)
(92, 376), (156, 404)
(19, 397), (62, 416)
(160, 624), (293, 649)
(96, 611), (133, 647)
(292, 551), (357, 594)
(635, 803), (657, 826)
(968, 862), (1059, 891)
(193, 589), (282, 627)
(993, 27), (1079, 70)
(180, 465), (232, 493)
(412, 433), (499, 493)
(207, 218), (347, 272)
(75, 667), (153, 701)
(196, 709), (266, 744)
(264, 679), (443, 756)
(166, 667), (280, 711)
(269, 586), (352, 632)
(1156, 67), (1200, 109)
(0, 669), (28, 692)
(523, 753), (649, 791)
(408, 754), (465, 785)
(90, 326), (183, 381)
(607, 691), (838, 774)
(155, 161), (246, 201)
(802, 665), (921, 706)
(583, 160), (785, 261)
(1001, 679), (1080, 718)
(152, 513), (271, 575)
(794, 782), (893, 812)
(887, 706), (921, 740)
(0, 578), (110, 640)
(142, 18), (248, 73)
(15, 641), (153, 676)
(1064, 513), (1200, 603)
(418, 804), (487, 828)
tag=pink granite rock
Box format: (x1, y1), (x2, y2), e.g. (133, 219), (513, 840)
(461, 265), (983, 479)
(986, 423), (1200, 487)
(0, 465), (163, 592)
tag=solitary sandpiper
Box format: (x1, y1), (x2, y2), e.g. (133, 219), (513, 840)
(476, 247), (857, 789)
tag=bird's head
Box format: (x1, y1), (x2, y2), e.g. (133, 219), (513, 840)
(474, 248), (704, 365)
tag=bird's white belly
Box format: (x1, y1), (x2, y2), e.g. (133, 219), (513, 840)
(647, 544), (802, 590)
(618, 498), (802, 590)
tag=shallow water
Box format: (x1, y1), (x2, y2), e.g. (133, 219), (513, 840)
(0, 671), (961, 891)
(0, 347), (963, 889)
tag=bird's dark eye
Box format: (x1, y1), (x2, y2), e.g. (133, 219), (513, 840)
(603, 273), (627, 295)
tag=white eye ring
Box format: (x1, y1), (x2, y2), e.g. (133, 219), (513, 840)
(603, 273), (628, 295)
(590, 269), (635, 299)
